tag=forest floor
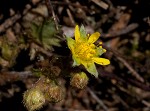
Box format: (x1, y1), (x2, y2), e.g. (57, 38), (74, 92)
(0, 0), (150, 111)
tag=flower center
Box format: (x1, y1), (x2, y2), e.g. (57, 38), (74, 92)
(74, 42), (96, 61)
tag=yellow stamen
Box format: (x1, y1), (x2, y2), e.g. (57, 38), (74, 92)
(74, 42), (96, 61)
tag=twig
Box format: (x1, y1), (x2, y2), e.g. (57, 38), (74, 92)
(64, 0), (75, 12)
(142, 100), (150, 107)
(91, 0), (109, 10)
(51, 1), (87, 10)
(105, 47), (144, 83)
(113, 94), (129, 109)
(98, 68), (150, 91)
(0, 71), (32, 85)
(116, 56), (144, 82)
(101, 23), (139, 38)
(31, 43), (53, 57)
(87, 87), (108, 111)
(66, 8), (75, 26)
(0, 14), (21, 33)
(45, 0), (59, 31)
(127, 78), (150, 91)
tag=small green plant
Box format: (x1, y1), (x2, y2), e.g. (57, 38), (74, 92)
(22, 23), (110, 111)
(30, 19), (61, 50)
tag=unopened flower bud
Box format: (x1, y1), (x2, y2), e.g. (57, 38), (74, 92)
(23, 88), (45, 111)
(45, 83), (64, 103)
(70, 72), (89, 89)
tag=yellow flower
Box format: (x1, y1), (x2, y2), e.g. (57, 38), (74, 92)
(67, 25), (110, 77)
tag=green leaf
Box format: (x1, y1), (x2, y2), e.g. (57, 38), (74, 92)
(31, 23), (40, 39)
(30, 19), (61, 50)
(41, 20), (57, 39)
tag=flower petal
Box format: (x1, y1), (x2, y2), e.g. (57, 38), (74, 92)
(75, 25), (80, 42)
(82, 61), (98, 77)
(67, 37), (75, 51)
(88, 32), (100, 44)
(92, 57), (110, 65)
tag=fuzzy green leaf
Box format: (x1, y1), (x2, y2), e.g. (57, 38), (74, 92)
(30, 19), (61, 50)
